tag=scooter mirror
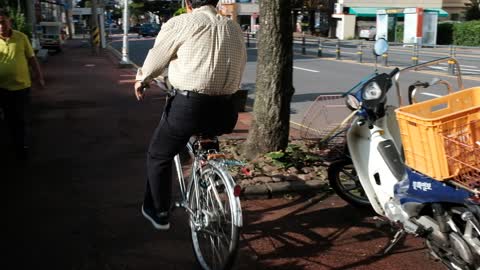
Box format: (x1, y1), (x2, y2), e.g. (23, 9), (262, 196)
(346, 94), (361, 111)
(373, 38), (389, 56)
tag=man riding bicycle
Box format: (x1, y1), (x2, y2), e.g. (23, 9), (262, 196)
(134, 0), (247, 230)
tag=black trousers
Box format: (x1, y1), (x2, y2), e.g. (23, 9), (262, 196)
(0, 88), (31, 153)
(144, 92), (238, 213)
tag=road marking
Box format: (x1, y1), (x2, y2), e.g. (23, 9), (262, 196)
(293, 66), (320, 73)
(429, 65), (480, 74)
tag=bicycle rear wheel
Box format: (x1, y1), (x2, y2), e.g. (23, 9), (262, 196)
(188, 164), (241, 270)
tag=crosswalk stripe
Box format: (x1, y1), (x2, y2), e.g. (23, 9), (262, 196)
(429, 65), (479, 74)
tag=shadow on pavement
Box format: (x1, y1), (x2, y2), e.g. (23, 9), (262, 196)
(236, 193), (433, 270)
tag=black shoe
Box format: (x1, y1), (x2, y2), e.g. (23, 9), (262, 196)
(141, 205), (170, 230)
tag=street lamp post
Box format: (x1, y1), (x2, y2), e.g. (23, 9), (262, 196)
(120, 0), (131, 66)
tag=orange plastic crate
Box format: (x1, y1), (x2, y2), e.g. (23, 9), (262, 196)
(442, 121), (480, 189)
(395, 87), (480, 180)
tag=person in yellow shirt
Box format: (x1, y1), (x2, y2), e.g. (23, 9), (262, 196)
(0, 8), (45, 160)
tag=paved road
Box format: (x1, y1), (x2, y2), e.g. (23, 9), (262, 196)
(2, 39), (447, 270)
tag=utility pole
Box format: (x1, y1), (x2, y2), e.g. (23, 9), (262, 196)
(25, 0), (39, 50)
(65, 0), (74, 39)
(119, 0), (131, 67)
(98, 0), (106, 48)
(91, 0), (100, 54)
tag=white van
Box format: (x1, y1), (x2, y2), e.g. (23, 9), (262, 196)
(37, 21), (65, 52)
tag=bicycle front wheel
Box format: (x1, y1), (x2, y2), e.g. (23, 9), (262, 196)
(327, 159), (370, 208)
(188, 164), (241, 270)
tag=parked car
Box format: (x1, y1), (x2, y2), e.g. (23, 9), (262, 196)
(37, 21), (65, 52)
(128, 24), (141, 33)
(138, 23), (160, 37)
(359, 26), (376, 40)
(105, 23), (119, 30)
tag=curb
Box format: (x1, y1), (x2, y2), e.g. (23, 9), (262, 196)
(105, 44), (140, 70)
(241, 180), (330, 199)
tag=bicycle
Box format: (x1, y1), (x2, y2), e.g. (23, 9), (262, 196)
(173, 136), (243, 270)
(144, 79), (243, 270)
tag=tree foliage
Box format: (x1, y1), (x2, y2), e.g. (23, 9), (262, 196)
(0, 0), (31, 37)
(173, 7), (187, 16)
(129, 0), (145, 19)
(144, 0), (181, 16)
(465, 0), (480, 21)
(243, 0), (294, 159)
(291, 0), (336, 36)
(76, 0), (92, 8)
(126, 0), (181, 18)
(453, 20), (480, 46)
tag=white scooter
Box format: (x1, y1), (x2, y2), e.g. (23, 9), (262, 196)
(345, 39), (480, 270)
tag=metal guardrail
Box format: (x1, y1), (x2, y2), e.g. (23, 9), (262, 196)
(243, 32), (480, 76)
(297, 37), (480, 75)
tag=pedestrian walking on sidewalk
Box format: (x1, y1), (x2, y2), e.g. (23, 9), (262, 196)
(0, 8), (45, 160)
(134, 0), (246, 230)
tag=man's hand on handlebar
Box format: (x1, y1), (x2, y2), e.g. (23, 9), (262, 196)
(134, 81), (150, 101)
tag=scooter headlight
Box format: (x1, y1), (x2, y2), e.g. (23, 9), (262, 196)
(362, 81), (382, 100)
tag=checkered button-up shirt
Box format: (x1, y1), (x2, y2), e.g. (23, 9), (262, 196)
(136, 5), (247, 96)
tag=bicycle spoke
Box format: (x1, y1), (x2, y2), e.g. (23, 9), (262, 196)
(343, 184), (362, 192)
(196, 228), (227, 268)
(210, 233), (224, 268)
(189, 164), (240, 270)
(340, 168), (356, 180)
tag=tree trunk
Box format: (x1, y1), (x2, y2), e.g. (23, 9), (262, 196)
(243, 0), (294, 159)
(309, 9), (315, 34)
(326, 0), (336, 38)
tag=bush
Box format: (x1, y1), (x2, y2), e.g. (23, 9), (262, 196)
(395, 24), (404, 43)
(437, 22), (454, 45)
(173, 7), (186, 16)
(453, 20), (480, 46)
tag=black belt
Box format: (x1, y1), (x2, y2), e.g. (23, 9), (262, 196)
(172, 89), (233, 99)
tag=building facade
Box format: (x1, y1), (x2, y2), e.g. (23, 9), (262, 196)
(442, 0), (470, 20)
(333, 0), (452, 42)
(219, 0), (259, 32)
(338, 0), (443, 8)
(337, 0), (470, 20)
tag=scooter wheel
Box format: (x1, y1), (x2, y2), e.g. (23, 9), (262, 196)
(328, 159), (371, 208)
